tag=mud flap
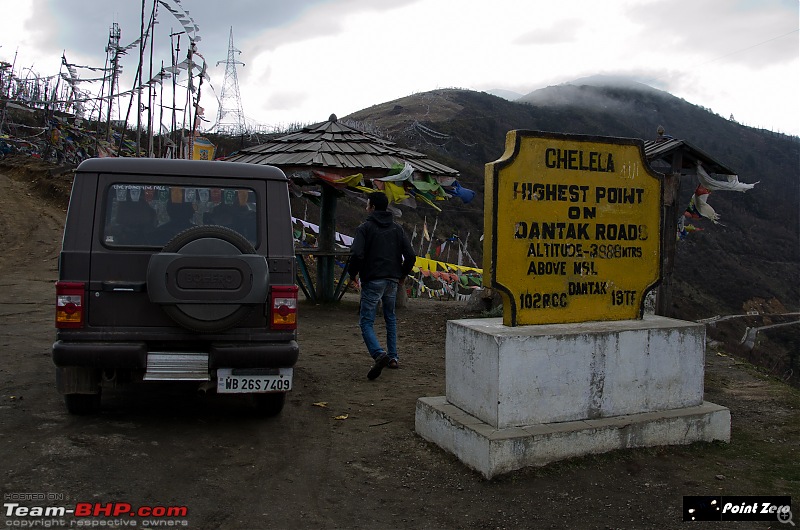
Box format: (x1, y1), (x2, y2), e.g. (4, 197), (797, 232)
(56, 366), (101, 395)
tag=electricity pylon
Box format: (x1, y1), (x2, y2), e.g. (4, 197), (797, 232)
(215, 27), (246, 135)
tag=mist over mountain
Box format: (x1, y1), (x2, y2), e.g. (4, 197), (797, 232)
(518, 75), (666, 116)
(344, 78), (799, 320)
(484, 88), (524, 101)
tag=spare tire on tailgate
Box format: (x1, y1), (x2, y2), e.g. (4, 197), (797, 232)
(146, 225), (269, 332)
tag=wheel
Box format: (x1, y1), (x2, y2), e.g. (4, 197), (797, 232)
(253, 393), (286, 417)
(147, 225), (269, 332)
(64, 392), (101, 415)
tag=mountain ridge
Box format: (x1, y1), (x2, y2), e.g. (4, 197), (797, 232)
(344, 81), (799, 319)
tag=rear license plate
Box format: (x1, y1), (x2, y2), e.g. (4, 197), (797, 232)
(216, 368), (293, 394)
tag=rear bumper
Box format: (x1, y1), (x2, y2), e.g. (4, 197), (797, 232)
(52, 340), (300, 370)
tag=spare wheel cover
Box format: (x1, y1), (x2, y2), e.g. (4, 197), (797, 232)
(152, 225), (267, 332)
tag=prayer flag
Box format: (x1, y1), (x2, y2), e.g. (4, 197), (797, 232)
(686, 185), (721, 224)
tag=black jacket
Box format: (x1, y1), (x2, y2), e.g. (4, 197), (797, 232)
(348, 210), (415, 283)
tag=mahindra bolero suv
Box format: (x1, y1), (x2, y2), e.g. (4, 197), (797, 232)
(53, 158), (299, 416)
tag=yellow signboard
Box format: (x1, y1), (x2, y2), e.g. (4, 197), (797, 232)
(192, 137), (216, 161)
(484, 131), (663, 326)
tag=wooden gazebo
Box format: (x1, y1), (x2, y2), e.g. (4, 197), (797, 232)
(227, 114), (460, 301)
(643, 128), (738, 316)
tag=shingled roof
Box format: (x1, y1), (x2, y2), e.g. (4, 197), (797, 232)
(226, 114), (459, 178)
(644, 136), (736, 175)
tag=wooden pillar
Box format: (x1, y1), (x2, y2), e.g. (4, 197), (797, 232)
(656, 152), (682, 316)
(316, 185), (337, 301)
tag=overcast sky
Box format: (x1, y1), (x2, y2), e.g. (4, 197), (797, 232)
(2, 0), (798, 136)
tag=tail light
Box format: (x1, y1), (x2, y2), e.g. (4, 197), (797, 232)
(56, 281), (85, 329)
(270, 285), (298, 330)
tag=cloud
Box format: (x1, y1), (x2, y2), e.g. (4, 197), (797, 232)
(1, 0), (797, 135)
(26, 0), (341, 69)
(513, 19), (585, 45)
(627, 0), (798, 68)
(258, 89), (311, 118)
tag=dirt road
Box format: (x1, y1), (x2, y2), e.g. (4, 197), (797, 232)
(0, 166), (797, 529)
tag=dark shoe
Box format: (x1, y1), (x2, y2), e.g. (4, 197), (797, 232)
(387, 359), (399, 369)
(367, 353), (390, 380)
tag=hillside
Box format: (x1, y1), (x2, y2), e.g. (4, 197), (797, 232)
(345, 83), (799, 319)
(1, 78), (795, 385)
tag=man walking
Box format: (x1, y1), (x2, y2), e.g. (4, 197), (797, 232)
(348, 192), (416, 380)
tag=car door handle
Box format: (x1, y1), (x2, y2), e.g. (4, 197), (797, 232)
(101, 281), (147, 292)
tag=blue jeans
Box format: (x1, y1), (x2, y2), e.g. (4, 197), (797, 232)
(359, 279), (398, 361)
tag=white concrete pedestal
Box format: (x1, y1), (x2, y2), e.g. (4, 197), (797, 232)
(415, 316), (731, 479)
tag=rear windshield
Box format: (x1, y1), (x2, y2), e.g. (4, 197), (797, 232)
(103, 183), (257, 247)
